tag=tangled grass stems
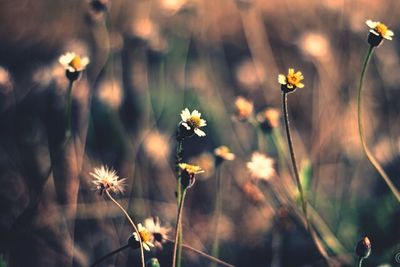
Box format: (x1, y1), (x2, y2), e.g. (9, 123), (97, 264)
(105, 190), (145, 267)
(90, 244), (130, 267)
(172, 189), (187, 267)
(357, 46), (400, 202)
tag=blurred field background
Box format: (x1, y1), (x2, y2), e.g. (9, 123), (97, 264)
(0, 0), (399, 266)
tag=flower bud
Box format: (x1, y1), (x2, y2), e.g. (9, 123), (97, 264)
(355, 236), (371, 259)
(146, 258), (161, 267)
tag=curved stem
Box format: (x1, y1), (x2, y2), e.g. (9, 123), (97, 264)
(357, 46), (400, 202)
(65, 80), (74, 140)
(166, 238), (235, 267)
(282, 93), (332, 265)
(282, 93), (308, 222)
(90, 244), (129, 267)
(105, 191), (145, 267)
(172, 189), (187, 267)
(357, 257), (364, 267)
(211, 167), (222, 267)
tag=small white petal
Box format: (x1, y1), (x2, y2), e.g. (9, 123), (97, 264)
(181, 108), (191, 121)
(366, 20), (377, 29)
(278, 74), (286, 85)
(182, 122), (191, 130)
(191, 110), (201, 117)
(199, 119), (207, 127)
(194, 128), (206, 137)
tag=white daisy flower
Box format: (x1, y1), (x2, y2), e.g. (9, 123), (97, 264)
(366, 20), (394, 40)
(59, 52), (90, 73)
(143, 217), (171, 249)
(90, 165), (126, 195)
(180, 108), (207, 137)
(246, 152), (276, 180)
(133, 223), (155, 251)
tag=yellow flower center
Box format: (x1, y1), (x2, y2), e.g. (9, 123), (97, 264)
(188, 116), (201, 128)
(139, 229), (152, 242)
(69, 55), (82, 71)
(287, 74), (299, 86)
(375, 23), (388, 36)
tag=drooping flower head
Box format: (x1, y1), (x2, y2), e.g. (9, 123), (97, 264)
(133, 223), (155, 251)
(366, 20), (394, 46)
(278, 68), (304, 93)
(234, 96), (254, 121)
(178, 108), (207, 139)
(246, 152), (276, 181)
(178, 163), (204, 189)
(143, 217), (171, 249)
(90, 165), (126, 195)
(214, 145), (235, 165)
(59, 52), (90, 81)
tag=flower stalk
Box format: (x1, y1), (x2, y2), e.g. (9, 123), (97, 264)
(282, 93), (308, 221)
(105, 190), (145, 267)
(65, 80), (74, 140)
(172, 188), (187, 267)
(357, 46), (400, 202)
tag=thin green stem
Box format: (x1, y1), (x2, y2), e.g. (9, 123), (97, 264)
(357, 257), (364, 267)
(357, 46), (400, 202)
(211, 167), (222, 267)
(282, 93), (308, 222)
(65, 80), (74, 140)
(90, 244), (129, 267)
(176, 139), (183, 202)
(175, 138), (184, 267)
(105, 191), (145, 267)
(172, 189), (187, 267)
(166, 238), (235, 267)
(282, 93), (332, 265)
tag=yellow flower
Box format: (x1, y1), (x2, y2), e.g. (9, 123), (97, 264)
(133, 223), (155, 251)
(179, 163), (204, 188)
(246, 152), (276, 180)
(90, 165), (126, 195)
(59, 52), (90, 73)
(278, 68), (304, 91)
(366, 20), (394, 40)
(143, 217), (171, 249)
(178, 163), (204, 175)
(214, 145), (235, 161)
(234, 96), (254, 121)
(180, 108), (207, 137)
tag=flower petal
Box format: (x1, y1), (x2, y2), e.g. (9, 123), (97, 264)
(278, 74), (287, 85)
(366, 20), (377, 29)
(194, 128), (206, 137)
(181, 108), (191, 121)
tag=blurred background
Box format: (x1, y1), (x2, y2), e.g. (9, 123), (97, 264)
(0, 0), (399, 266)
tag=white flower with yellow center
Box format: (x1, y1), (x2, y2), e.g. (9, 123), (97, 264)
(133, 223), (155, 251)
(59, 52), (90, 73)
(246, 152), (276, 180)
(366, 20), (394, 40)
(180, 108), (207, 137)
(90, 165), (126, 195)
(143, 217), (171, 248)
